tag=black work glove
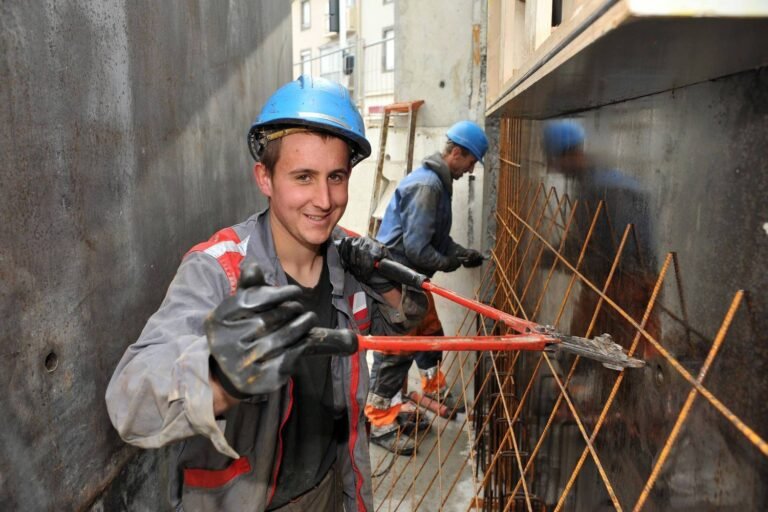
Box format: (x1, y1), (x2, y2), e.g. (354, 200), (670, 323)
(206, 262), (318, 398)
(441, 246), (464, 272)
(440, 254), (462, 272)
(337, 236), (395, 293)
(458, 249), (484, 268)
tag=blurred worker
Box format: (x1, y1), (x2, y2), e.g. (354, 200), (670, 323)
(543, 119), (659, 355)
(365, 120), (489, 455)
(105, 75), (427, 512)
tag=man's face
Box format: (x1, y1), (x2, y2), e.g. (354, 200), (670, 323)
(447, 147), (478, 180)
(255, 132), (351, 251)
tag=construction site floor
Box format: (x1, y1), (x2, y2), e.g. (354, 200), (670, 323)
(368, 355), (477, 511)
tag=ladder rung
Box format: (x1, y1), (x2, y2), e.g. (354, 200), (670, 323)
(384, 100), (425, 113)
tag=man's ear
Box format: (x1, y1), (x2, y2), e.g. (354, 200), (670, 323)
(253, 162), (272, 198)
(445, 146), (460, 164)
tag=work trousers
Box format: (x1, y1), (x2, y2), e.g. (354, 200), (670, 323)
(369, 350), (442, 402)
(367, 291), (444, 409)
(267, 463), (343, 512)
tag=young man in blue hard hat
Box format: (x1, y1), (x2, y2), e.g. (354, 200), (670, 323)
(365, 121), (489, 455)
(105, 75), (426, 511)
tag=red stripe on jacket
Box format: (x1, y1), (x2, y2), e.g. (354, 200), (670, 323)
(338, 226), (361, 238)
(183, 457), (252, 489)
(186, 227), (245, 293)
(267, 378), (295, 506)
(348, 353), (366, 510)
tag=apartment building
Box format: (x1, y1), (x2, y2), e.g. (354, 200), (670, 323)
(291, 0), (396, 118)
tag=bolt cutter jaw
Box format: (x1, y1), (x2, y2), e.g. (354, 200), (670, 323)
(534, 325), (645, 370)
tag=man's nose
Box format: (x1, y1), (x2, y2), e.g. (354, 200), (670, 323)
(314, 181), (332, 209)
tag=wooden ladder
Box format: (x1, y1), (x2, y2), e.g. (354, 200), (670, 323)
(367, 100), (425, 237)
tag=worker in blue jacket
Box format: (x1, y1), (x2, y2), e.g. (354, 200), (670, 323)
(365, 121), (489, 454)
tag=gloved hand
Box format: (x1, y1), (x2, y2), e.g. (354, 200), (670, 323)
(206, 262), (318, 398)
(447, 245), (484, 269)
(441, 245), (466, 272)
(337, 236), (395, 293)
(458, 249), (484, 268)
(440, 253), (462, 272)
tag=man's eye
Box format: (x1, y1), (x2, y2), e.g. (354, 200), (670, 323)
(296, 174), (311, 182)
(329, 173), (348, 183)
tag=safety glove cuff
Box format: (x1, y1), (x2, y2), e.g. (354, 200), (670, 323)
(337, 236), (396, 293)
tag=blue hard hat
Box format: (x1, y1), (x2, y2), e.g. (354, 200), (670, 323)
(248, 75), (372, 166)
(543, 120), (585, 157)
(446, 120), (488, 164)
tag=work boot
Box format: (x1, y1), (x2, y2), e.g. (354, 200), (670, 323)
(371, 429), (416, 456)
(423, 388), (466, 416)
(397, 410), (431, 436)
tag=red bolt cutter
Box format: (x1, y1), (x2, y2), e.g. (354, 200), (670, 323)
(306, 255), (644, 371)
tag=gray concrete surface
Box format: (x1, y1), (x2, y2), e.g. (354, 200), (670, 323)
(499, 68), (768, 510)
(0, 2), (290, 509)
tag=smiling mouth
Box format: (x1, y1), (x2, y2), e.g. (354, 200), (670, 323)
(304, 213), (330, 222)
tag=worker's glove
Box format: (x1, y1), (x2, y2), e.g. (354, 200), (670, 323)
(440, 254), (462, 272)
(206, 262), (318, 398)
(458, 249), (484, 268)
(447, 245), (484, 269)
(337, 236), (396, 293)
(441, 246), (463, 272)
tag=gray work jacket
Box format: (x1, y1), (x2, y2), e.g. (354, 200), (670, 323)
(105, 209), (426, 511)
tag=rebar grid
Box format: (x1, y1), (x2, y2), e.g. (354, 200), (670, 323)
(369, 118), (762, 510)
(469, 118), (763, 511)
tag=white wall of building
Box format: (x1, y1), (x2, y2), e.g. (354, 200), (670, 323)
(291, 0), (332, 70)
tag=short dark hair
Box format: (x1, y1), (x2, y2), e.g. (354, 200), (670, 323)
(259, 136), (283, 173)
(259, 128), (352, 174)
(442, 140), (470, 159)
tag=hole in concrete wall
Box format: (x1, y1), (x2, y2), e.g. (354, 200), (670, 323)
(439, 80), (445, 88)
(45, 351), (58, 373)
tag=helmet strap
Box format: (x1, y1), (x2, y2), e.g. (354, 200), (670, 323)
(250, 127), (312, 161)
(263, 127), (311, 143)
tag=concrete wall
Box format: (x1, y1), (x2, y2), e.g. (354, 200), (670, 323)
(0, 1), (290, 509)
(506, 68), (768, 510)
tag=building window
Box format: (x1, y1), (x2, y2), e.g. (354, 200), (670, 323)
(300, 49), (312, 76)
(320, 45), (341, 82)
(301, 0), (311, 29)
(382, 28), (394, 72)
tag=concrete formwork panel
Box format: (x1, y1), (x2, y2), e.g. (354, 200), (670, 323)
(484, 68), (768, 510)
(0, 1), (290, 509)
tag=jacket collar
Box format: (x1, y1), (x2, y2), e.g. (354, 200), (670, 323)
(245, 208), (345, 297)
(243, 209), (285, 286)
(422, 152), (453, 196)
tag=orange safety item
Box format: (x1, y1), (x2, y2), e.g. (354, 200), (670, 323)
(421, 371), (447, 394)
(364, 403), (401, 427)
